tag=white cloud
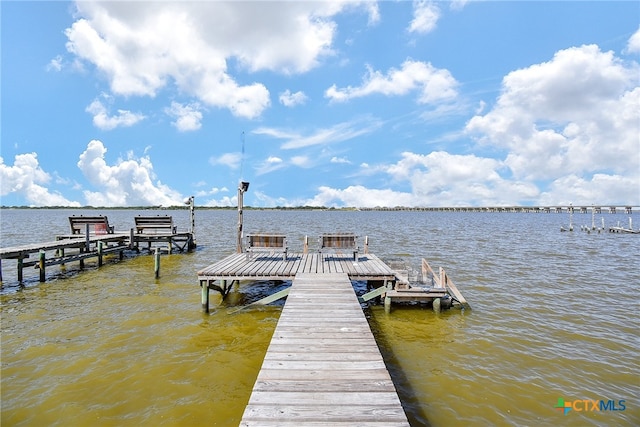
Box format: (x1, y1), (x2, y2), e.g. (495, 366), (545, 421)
(201, 195), (237, 208)
(86, 98), (145, 130)
(46, 55), (63, 72)
(302, 150), (542, 208)
(76, 140), (184, 206)
(279, 90), (308, 107)
(291, 155), (311, 168)
(64, 2), (377, 119)
(538, 172), (640, 206)
(306, 185), (415, 208)
(255, 156), (285, 176)
(466, 44), (640, 184)
(325, 59), (458, 104)
(331, 156), (351, 164)
(450, 0), (468, 12)
(209, 153), (242, 170)
(254, 118), (382, 150)
(0, 154), (80, 206)
(626, 27), (640, 54)
(194, 186), (235, 207)
(408, 1), (440, 34)
(165, 101), (203, 131)
(308, 43), (640, 209)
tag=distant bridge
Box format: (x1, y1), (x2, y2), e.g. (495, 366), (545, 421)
(359, 206), (639, 214)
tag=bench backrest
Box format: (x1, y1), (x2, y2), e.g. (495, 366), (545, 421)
(247, 234), (287, 248)
(69, 216), (113, 234)
(134, 216), (175, 233)
(320, 233), (357, 249)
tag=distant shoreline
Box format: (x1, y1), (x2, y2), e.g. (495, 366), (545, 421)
(1, 205), (638, 213)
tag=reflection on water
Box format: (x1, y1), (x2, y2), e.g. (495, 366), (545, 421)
(1, 209), (639, 426)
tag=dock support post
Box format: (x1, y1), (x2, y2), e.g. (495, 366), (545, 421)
(98, 241), (104, 267)
(433, 297), (441, 313)
(384, 281), (393, 313)
(303, 236), (308, 254)
(154, 248), (160, 279)
(201, 281), (210, 313)
(364, 236), (369, 254)
(17, 256), (24, 283)
(39, 250), (46, 282)
(85, 224), (91, 251)
(129, 228), (135, 250)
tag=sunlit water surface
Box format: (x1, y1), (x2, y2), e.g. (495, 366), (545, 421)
(1, 209), (638, 426)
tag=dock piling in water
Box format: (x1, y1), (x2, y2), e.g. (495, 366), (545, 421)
(154, 248), (160, 279)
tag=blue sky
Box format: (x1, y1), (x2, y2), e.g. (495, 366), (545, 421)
(2, 1), (639, 208)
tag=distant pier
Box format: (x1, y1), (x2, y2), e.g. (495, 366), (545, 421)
(0, 212), (195, 284)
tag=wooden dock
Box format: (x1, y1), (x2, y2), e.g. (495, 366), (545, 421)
(240, 272), (409, 426)
(197, 251), (396, 283)
(0, 230), (194, 284)
(197, 251), (397, 310)
(198, 249), (470, 313)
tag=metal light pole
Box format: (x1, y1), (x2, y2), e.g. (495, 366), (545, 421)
(237, 182), (249, 253)
(185, 196), (196, 249)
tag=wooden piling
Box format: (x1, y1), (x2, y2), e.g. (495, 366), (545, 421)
(154, 248), (160, 279)
(201, 281), (210, 313)
(432, 297), (441, 313)
(97, 241), (104, 267)
(39, 250), (46, 282)
(17, 256), (24, 283)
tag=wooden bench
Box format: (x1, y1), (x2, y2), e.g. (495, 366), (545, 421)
(246, 234), (288, 261)
(319, 233), (359, 261)
(69, 216), (114, 235)
(134, 216), (177, 234)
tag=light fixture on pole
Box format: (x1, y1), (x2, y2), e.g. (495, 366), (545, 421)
(237, 182), (250, 253)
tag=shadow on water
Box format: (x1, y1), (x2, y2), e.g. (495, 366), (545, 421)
(365, 305), (433, 427)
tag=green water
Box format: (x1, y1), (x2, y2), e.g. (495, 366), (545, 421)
(1, 209), (638, 426)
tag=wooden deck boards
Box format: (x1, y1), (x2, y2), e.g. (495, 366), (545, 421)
(197, 252), (396, 282)
(240, 272), (409, 426)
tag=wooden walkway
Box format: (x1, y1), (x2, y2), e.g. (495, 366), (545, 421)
(240, 272), (409, 426)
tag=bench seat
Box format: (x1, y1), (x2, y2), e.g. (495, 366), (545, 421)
(246, 234), (288, 261)
(320, 233), (359, 261)
(69, 216), (114, 235)
(134, 216), (177, 234)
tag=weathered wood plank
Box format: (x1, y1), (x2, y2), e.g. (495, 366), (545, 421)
(242, 408), (409, 427)
(247, 391), (403, 405)
(252, 378), (397, 392)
